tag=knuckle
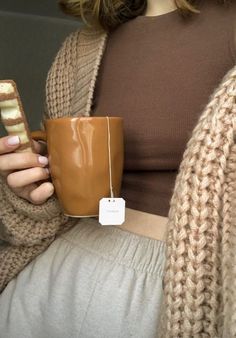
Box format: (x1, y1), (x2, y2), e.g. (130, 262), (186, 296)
(35, 167), (47, 180)
(29, 189), (44, 205)
(29, 182), (53, 205)
(6, 173), (16, 188)
(21, 153), (34, 166)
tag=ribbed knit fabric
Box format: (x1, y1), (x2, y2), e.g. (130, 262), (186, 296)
(158, 68), (236, 337)
(0, 25), (236, 337)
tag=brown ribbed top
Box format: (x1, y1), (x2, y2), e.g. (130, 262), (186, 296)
(92, 1), (236, 216)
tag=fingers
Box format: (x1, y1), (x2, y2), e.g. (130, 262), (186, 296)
(0, 135), (21, 154)
(0, 136), (54, 205)
(7, 167), (50, 189)
(10, 181), (54, 205)
(0, 152), (48, 172)
(28, 182), (54, 205)
(5, 167), (54, 205)
(0, 136), (47, 156)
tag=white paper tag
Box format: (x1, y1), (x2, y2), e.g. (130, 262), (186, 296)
(99, 198), (126, 226)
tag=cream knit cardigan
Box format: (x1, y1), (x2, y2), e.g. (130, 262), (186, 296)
(0, 26), (236, 337)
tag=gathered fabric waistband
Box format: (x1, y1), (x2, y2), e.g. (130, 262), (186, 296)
(61, 216), (166, 277)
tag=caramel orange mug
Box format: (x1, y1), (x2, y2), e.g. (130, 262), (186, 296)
(32, 116), (124, 217)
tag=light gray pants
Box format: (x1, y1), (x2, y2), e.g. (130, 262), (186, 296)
(0, 217), (166, 338)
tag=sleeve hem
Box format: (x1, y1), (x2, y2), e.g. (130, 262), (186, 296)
(2, 178), (63, 221)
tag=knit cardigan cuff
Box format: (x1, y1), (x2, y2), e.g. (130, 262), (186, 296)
(2, 179), (62, 219)
(0, 177), (69, 246)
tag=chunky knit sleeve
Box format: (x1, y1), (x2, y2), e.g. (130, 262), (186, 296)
(0, 176), (69, 246)
(231, 4), (236, 62)
(0, 30), (81, 292)
(0, 30), (81, 246)
(233, 13), (236, 63)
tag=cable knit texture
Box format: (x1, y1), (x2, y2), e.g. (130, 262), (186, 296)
(0, 25), (236, 337)
(158, 67), (236, 337)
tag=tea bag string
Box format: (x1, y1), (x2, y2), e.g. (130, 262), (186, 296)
(106, 116), (114, 198)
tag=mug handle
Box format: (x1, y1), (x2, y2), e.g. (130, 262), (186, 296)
(31, 130), (47, 142)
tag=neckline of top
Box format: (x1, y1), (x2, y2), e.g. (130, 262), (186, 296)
(136, 8), (178, 20)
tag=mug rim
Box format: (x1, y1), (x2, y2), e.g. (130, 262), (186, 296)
(45, 116), (123, 122)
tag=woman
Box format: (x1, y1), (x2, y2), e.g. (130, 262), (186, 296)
(0, 0), (236, 337)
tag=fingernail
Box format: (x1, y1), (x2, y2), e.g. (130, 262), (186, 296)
(7, 136), (20, 146)
(45, 168), (50, 174)
(38, 156), (48, 165)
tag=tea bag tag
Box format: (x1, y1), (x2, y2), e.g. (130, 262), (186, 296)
(99, 117), (125, 226)
(99, 198), (126, 225)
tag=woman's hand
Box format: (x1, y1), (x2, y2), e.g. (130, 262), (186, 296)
(0, 135), (54, 205)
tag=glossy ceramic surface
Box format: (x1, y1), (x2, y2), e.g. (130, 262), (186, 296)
(32, 117), (124, 217)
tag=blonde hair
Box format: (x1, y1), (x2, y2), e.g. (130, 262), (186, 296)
(59, 0), (202, 31)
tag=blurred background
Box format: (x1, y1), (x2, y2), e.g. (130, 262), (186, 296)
(0, 0), (69, 18)
(0, 0), (82, 134)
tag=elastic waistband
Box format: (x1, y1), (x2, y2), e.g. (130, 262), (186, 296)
(61, 217), (166, 277)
